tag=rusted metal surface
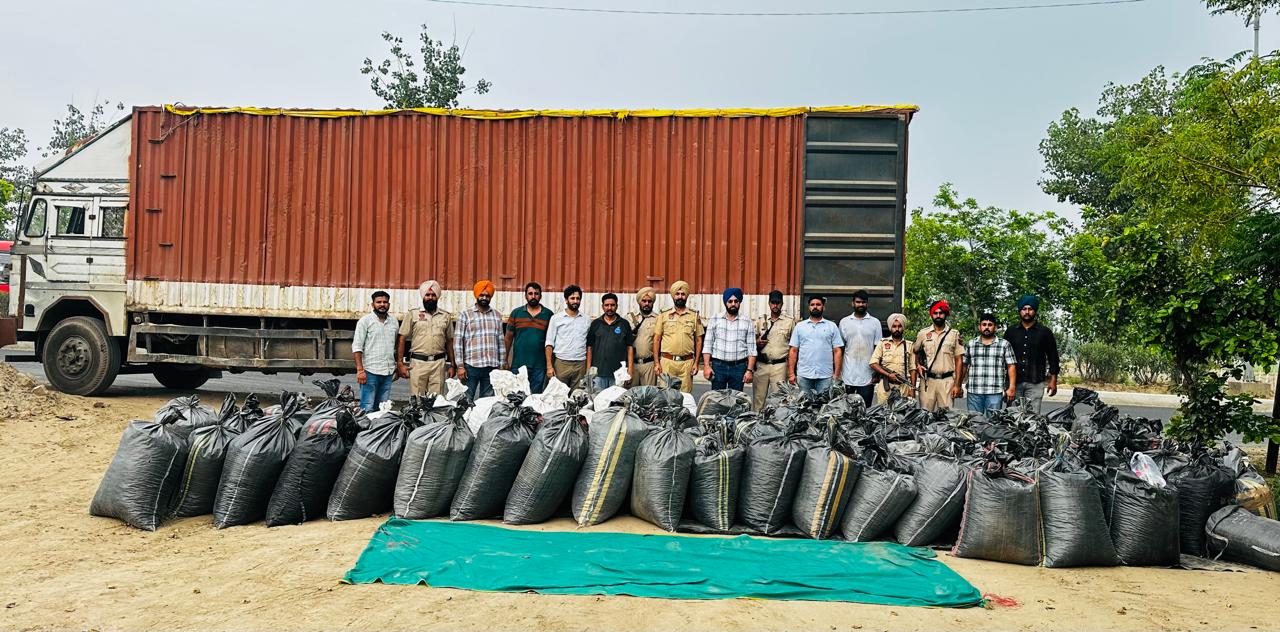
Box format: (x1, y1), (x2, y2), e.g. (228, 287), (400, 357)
(128, 107), (807, 297)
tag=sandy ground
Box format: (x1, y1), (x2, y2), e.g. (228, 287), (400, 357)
(1, 365), (1277, 632)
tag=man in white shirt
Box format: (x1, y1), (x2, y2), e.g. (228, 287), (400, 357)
(838, 289), (882, 405)
(545, 284), (591, 389)
(352, 290), (400, 411)
(701, 287), (757, 392)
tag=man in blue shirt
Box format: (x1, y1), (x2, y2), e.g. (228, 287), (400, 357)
(787, 295), (844, 396)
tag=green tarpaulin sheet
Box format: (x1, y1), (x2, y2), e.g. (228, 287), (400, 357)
(343, 519), (982, 607)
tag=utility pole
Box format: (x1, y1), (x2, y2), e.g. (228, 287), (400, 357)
(1253, 7), (1261, 60)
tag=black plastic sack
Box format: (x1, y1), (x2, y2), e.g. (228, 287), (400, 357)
(394, 403), (475, 520)
(631, 419), (697, 531)
(1037, 467), (1121, 567)
(172, 394), (241, 518)
(572, 405), (652, 526)
(1166, 453), (1234, 556)
(893, 454), (968, 547)
(839, 467), (917, 542)
(1107, 469), (1180, 566)
(505, 404), (589, 524)
(738, 423), (811, 535)
(952, 461), (1041, 565)
(90, 411), (189, 531)
(791, 441), (860, 539)
(327, 405), (421, 521)
(622, 385), (684, 421)
(450, 395), (540, 520)
(158, 395), (219, 441)
(1205, 505), (1280, 572)
(696, 389), (751, 418)
(224, 394), (263, 433)
(265, 397), (361, 527)
(212, 396), (301, 528)
(688, 432), (745, 531)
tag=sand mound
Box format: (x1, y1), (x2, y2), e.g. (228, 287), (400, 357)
(0, 362), (96, 422)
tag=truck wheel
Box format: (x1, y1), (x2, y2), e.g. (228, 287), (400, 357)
(152, 365), (213, 390)
(42, 316), (121, 396)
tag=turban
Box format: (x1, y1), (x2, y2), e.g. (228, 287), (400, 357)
(669, 280), (690, 295)
(1017, 294), (1040, 310)
(636, 286), (656, 302)
(928, 300), (950, 315)
(473, 279), (495, 298)
(419, 280), (441, 297)
(722, 287), (744, 304)
(887, 313), (907, 328)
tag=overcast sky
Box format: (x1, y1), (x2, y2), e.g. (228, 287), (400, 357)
(3, 0), (1273, 220)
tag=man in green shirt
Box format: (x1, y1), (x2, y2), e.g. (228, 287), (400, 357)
(505, 281), (552, 393)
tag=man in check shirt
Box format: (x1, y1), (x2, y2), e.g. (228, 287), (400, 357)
(545, 284), (591, 390)
(352, 290), (399, 412)
(702, 287), (757, 392)
(960, 312), (1017, 417)
(455, 280), (506, 401)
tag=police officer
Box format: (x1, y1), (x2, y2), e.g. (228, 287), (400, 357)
(912, 300), (966, 412)
(396, 279), (455, 396)
(752, 289), (796, 410)
(628, 286), (659, 386)
(870, 312), (916, 404)
(653, 279), (703, 393)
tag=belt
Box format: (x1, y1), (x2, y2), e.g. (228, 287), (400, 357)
(712, 357), (748, 365)
(758, 356), (787, 365)
(634, 356), (654, 365)
(410, 352), (447, 362)
(661, 352), (693, 362)
(927, 370), (955, 379)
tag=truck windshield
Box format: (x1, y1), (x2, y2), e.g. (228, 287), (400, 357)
(23, 199), (47, 237)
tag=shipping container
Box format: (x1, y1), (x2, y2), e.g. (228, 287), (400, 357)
(7, 104), (915, 394)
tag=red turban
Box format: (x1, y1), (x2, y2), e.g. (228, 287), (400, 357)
(928, 300), (950, 315)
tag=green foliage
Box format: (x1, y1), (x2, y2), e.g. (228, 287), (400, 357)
(0, 126), (29, 238)
(1126, 345), (1174, 386)
(1203, 0), (1280, 19)
(904, 184), (1070, 336)
(1075, 342), (1127, 383)
(1167, 370), (1276, 445)
(360, 23), (492, 109)
(43, 100), (124, 157)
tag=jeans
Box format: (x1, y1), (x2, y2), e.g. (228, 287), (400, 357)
(710, 358), (748, 391)
(1016, 381), (1045, 412)
(360, 371), (394, 412)
(526, 368), (547, 395)
(797, 376), (832, 396)
(593, 375), (615, 392)
(465, 364), (495, 401)
(967, 392), (1005, 418)
(845, 383), (876, 406)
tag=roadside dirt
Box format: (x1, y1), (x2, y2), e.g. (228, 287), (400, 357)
(1, 380), (1276, 632)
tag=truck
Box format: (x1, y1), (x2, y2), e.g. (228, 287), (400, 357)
(1, 103), (916, 395)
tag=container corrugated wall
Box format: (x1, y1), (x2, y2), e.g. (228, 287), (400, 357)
(128, 108), (805, 302)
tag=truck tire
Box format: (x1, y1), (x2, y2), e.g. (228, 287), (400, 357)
(42, 316), (121, 396)
(152, 365), (213, 390)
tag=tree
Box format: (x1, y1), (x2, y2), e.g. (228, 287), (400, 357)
(360, 23), (492, 109)
(1039, 53), (1280, 442)
(0, 127), (30, 238)
(1203, 0), (1280, 19)
(43, 100), (124, 158)
(904, 184), (1071, 337)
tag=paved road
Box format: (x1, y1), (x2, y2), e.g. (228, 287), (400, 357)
(2, 349), (1177, 421)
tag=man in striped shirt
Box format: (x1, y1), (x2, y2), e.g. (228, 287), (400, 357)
(702, 287), (757, 392)
(455, 279), (506, 401)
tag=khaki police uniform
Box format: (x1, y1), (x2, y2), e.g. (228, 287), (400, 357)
(628, 310), (659, 386)
(654, 308), (703, 393)
(753, 313), (797, 410)
(871, 336), (916, 405)
(912, 325), (965, 411)
(399, 307), (454, 396)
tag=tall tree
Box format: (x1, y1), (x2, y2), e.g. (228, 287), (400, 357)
(904, 184), (1071, 336)
(360, 23), (492, 109)
(43, 100), (124, 157)
(0, 127), (30, 238)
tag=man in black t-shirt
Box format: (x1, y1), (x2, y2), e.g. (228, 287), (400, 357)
(587, 293), (635, 390)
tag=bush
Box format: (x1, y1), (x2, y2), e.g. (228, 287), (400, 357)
(1075, 342), (1126, 383)
(1126, 346), (1173, 386)
(1167, 370), (1277, 445)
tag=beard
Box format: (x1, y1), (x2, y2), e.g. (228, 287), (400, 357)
(674, 298), (687, 309)
(477, 297), (491, 309)
(1021, 312), (1036, 323)
(891, 331), (903, 340)
(640, 305), (653, 315)
(726, 306), (739, 316)
(853, 307), (867, 316)
(527, 298), (540, 308)
(423, 299), (438, 312)
(932, 317), (946, 327)
(809, 308), (823, 318)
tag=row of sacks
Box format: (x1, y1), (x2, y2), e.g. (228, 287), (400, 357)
(88, 380), (1280, 574)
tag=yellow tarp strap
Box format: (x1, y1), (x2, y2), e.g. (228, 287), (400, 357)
(164, 104), (918, 120)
